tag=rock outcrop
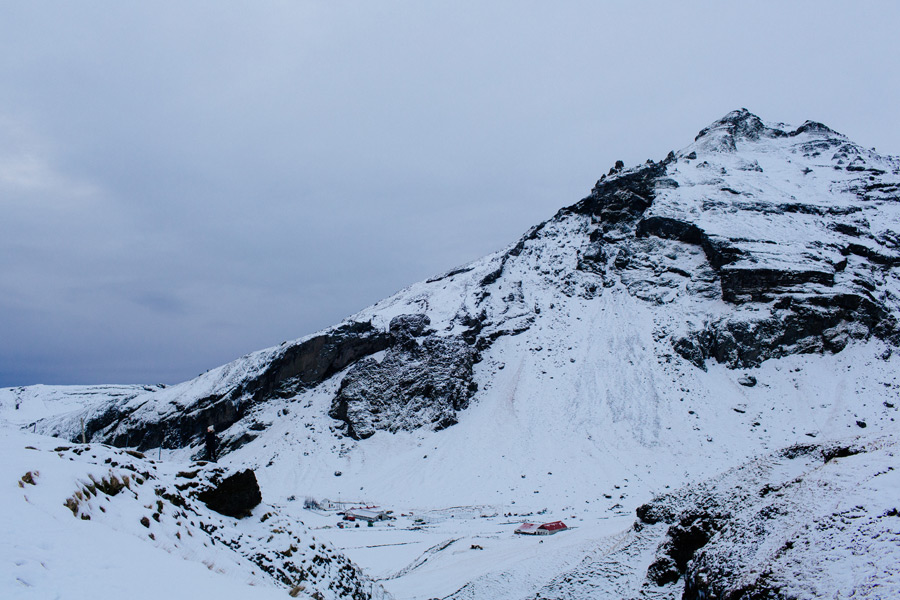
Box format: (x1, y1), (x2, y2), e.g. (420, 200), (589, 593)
(195, 469), (262, 518)
(329, 314), (479, 439)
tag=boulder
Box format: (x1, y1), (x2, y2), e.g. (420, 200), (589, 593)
(738, 374), (757, 387)
(196, 469), (262, 518)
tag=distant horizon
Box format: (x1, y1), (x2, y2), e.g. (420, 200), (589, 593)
(3, 1), (900, 387)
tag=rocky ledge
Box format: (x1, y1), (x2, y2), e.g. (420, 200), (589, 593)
(41, 321), (391, 452)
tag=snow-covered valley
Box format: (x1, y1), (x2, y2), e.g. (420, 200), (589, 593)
(4, 109), (900, 599)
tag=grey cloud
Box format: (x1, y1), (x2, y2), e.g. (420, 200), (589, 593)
(2, 1), (899, 385)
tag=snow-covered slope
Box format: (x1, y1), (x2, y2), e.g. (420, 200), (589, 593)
(2, 428), (390, 600)
(4, 109), (900, 599)
(515, 435), (900, 600)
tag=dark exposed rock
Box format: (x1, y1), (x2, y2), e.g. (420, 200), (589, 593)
(458, 310), (489, 346)
(790, 120), (838, 137)
(683, 571), (787, 600)
(720, 267), (834, 303)
(844, 242), (900, 266)
(778, 443), (820, 460)
(389, 314), (432, 339)
(822, 442), (865, 463)
(700, 235), (745, 269)
(239, 321), (391, 399)
(636, 216), (704, 245)
(646, 555), (681, 586)
(479, 264), (504, 287)
(647, 509), (729, 585)
(195, 469), (262, 518)
(636, 499), (678, 526)
(691, 109), (785, 154)
(738, 374), (757, 387)
(426, 265), (475, 283)
(672, 292), (894, 369)
(73, 321), (391, 453)
(570, 160), (669, 228)
(329, 327), (479, 440)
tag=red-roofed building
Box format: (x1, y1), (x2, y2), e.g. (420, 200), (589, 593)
(515, 522), (541, 534)
(538, 521), (568, 533)
(515, 521), (569, 535)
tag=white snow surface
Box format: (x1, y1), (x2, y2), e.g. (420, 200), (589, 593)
(1, 429), (390, 600)
(4, 110), (900, 599)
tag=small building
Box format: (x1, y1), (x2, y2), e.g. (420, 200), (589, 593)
(321, 498), (367, 511)
(515, 522), (541, 535)
(515, 521), (569, 535)
(321, 499), (350, 511)
(345, 508), (389, 523)
(538, 521), (568, 534)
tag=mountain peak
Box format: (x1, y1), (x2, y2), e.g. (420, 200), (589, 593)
(692, 109), (850, 155)
(693, 108), (785, 152)
(790, 119), (842, 138)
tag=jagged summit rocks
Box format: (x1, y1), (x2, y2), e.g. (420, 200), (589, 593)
(693, 107), (784, 152)
(692, 108), (842, 153)
(574, 108), (900, 368)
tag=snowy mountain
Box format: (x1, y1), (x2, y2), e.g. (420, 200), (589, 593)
(3, 109), (900, 599)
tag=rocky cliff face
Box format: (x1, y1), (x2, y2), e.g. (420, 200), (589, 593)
(31, 321), (391, 452)
(329, 315), (479, 440)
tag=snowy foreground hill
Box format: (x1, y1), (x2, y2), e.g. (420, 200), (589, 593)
(3, 109), (900, 599)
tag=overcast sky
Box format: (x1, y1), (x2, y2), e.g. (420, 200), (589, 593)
(2, 1), (899, 387)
